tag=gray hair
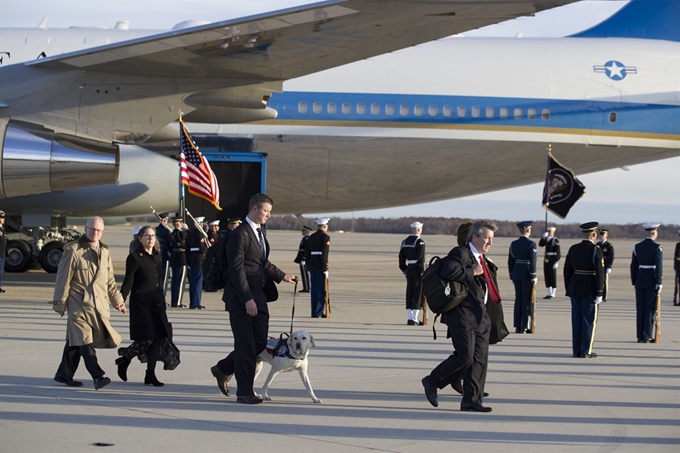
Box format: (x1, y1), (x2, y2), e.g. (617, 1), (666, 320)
(86, 216), (104, 228)
(467, 220), (498, 242)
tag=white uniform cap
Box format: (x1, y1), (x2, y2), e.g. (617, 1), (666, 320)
(410, 221), (423, 228)
(209, 220), (220, 226)
(315, 218), (330, 226)
(194, 216), (205, 223)
(132, 226), (142, 236)
(642, 222), (660, 230)
(547, 226), (557, 231)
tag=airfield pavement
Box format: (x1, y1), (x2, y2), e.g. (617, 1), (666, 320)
(0, 228), (678, 453)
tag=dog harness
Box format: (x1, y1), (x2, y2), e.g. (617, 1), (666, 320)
(265, 334), (295, 359)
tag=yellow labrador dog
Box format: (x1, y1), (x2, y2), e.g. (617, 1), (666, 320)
(254, 330), (322, 403)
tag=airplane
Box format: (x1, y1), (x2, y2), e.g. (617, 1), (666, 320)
(1, 0), (679, 273)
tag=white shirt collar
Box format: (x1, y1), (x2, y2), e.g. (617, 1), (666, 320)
(245, 216), (260, 233)
(469, 243), (482, 261)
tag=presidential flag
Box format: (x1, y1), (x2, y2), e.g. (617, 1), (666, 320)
(541, 154), (585, 219)
(180, 120), (221, 210)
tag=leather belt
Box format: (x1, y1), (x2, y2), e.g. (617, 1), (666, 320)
(515, 260), (529, 264)
(575, 270), (596, 275)
(310, 251), (322, 255)
(639, 265), (656, 269)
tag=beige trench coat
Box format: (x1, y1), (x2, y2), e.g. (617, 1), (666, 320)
(53, 236), (124, 348)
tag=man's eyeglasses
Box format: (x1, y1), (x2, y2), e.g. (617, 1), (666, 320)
(87, 227), (104, 233)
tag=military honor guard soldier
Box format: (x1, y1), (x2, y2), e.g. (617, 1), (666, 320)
(673, 229), (679, 306)
(563, 222), (605, 358)
(0, 210), (6, 293)
(207, 220), (220, 245)
(539, 226), (561, 299)
(305, 218), (331, 318)
(598, 228), (615, 301)
(508, 221), (538, 333)
(630, 222), (663, 343)
(169, 217), (188, 308)
(398, 221), (426, 325)
(186, 216), (207, 309)
(155, 212), (172, 289)
(293, 225), (313, 293)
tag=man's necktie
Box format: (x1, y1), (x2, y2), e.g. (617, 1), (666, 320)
(479, 256), (502, 304)
(256, 227), (266, 257)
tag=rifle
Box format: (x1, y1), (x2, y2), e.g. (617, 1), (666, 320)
(654, 292), (661, 343)
(530, 282), (536, 333)
(324, 274), (331, 318)
(185, 208), (211, 248)
(150, 206), (172, 231)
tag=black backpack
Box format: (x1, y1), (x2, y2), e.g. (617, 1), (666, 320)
(203, 234), (229, 291)
(421, 255), (468, 339)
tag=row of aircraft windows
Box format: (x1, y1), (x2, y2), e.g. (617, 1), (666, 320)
(297, 101), (619, 123)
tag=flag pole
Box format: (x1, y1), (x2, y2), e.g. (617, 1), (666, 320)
(178, 112), (186, 223)
(544, 144), (551, 232)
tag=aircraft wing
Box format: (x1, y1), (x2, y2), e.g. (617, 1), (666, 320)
(28, 0), (576, 83)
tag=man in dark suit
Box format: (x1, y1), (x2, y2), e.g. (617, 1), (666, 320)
(421, 220), (499, 413)
(630, 222), (663, 343)
(508, 221), (537, 334)
(564, 222), (605, 358)
(210, 193), (296, 404)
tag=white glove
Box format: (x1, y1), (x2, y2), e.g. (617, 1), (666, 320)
(324, 271), (329, 279)
(552, 263), (558, 270)
(300, 260), (305, 266)
(594, 296), (602, 305)
(402, 272), (407, 279)
(606, 268), (611, 274)
(542, 232), (548, 238)
(655, 284), (662, 294)
(531, 278), (538, 285)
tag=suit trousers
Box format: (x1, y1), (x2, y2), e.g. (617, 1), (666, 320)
(170, 265), (186, 307)
(188, 265), (203, 308)
(55, 338), (105, 380)
(430, 307), (491, 406)
(216, 308), (269, 397)
(310, 271), (326, 317)
(570, 297), (598, 356)
(635, 288), (656, 341)
(513, 280), (532, 330)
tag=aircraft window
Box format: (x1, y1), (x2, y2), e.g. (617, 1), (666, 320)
(471, 106), (481, 118)
(443, 106), (452, 117)
(514, 108), (522, 119)
(528, 108), (536, 120)
(342, 103), (351, 114)
(371, 103), (380, 115)
(298, 102), (308, 114)
(313, 102), (322, 114)
(428, 105), (438, 116)
(609, 112), (617, 123)
(400, 104), (409, 116)
(457, 106), (466, 117)
(356, 103), (366, 115)
(385, 104), (395, 115)
(414, 105), (424, 116)
(541, 109), (550, 120)
(500, 108), (509, 119)
(327, 102), (337, 114)
(486, 107), (494, 119)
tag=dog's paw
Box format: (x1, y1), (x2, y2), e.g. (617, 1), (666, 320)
(313, 398), (322, 404)
(263, 395), (272, 401)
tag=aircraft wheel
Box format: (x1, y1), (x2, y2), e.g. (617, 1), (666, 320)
(5, 240), (33, 273)
(39, 241), (66, 273)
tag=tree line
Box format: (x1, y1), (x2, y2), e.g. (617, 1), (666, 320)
(266, 215), (680, 240)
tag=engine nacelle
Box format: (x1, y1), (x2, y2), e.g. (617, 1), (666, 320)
(0, 120), (119, 198)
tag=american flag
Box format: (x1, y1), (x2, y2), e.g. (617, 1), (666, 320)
(179, 119), (221, 210)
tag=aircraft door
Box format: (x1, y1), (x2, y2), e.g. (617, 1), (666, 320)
(585, 85), (623, 147)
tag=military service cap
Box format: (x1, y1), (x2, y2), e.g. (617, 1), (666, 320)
(302, 225), (312, 231)
(410, 221), (423, 228)
(0, 210), (5, 218)
(516, 220), (532, 229)
(599, 228), (609, 234)
(642, 222), (660, 231)
(579, 222), (599, 233)
(194, 216), (206, 223)
(227, 218), (242, 225)
(315, 218), (330, 226)
(209, 220), (220, 226)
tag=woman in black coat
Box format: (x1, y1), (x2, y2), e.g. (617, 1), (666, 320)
(116, 225), (179, 386)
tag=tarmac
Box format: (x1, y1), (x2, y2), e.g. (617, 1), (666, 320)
(0, 228), (678, 453)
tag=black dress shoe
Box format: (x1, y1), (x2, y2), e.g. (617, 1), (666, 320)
(407, 320), (416, 325)
(0, 288), (6, 293)
(54, 376), (83, 387)
(421, 376), (438, 407)
(542, 295), (553, 299)
(237, 395), (264, 404)
(573, 353), (582, 358)
(189, 305), (206, 309)
(299, 290), (310, 293)
(93, 376), (111, 390)
(582, 352), (597, 358)
(171, 304), (187, 308)
(461, 402), (492, 413)
(417, 321), (424, 326)
(210, 366), (230, 397)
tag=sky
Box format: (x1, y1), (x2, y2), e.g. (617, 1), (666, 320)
(2, 1), (678, 225)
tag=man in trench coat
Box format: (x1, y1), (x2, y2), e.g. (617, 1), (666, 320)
(53, 216), (127, 389)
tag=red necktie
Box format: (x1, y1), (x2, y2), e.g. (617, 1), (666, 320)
(479, 256), (502, 304)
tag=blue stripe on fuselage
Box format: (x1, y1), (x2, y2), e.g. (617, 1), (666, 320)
(268, 92), (678, 137)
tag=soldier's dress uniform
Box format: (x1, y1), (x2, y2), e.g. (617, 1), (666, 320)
(539, 229), (561, 299)
(294, 227), (312, 293)
(630, 223), (663, 342)
(186, 217), (208, 309)
(305, 219), (330, 318)
(398, 222), (426, 325)
(564, 222), (605, 358)
(598, 229), (615, 301)
(169, 220), (187, 308)
(673, 230), (680, 306)
(155, 212), (171, 288)
(508, 221), (537, 333)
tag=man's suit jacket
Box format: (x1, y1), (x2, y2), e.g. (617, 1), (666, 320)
(223, 223), (285, 313)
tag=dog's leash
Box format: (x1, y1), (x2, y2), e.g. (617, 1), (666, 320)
(290, 279), (299, 336)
